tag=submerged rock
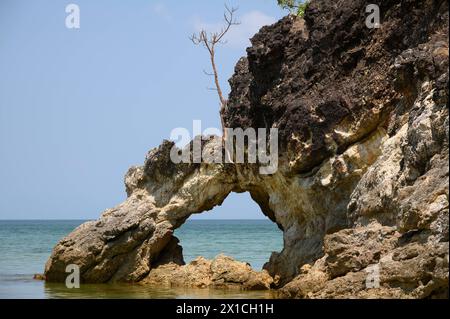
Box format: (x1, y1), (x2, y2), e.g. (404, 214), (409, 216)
(45, 0), (448, 298)
(33, 274), (45, 281)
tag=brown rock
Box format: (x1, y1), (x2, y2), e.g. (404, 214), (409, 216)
(33, 274), (45, 281)
(142, 255), (273, 290)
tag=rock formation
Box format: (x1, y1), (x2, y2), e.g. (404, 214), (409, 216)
(142, 255), (273, 290)
(44, 0), (448, 298)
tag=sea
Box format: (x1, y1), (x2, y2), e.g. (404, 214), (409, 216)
(0, 219), (283, 299)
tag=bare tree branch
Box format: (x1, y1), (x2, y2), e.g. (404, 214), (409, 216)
(203, 69), (215, 77)
(190, 5), (240, 109)
(190, 5), (240, 142)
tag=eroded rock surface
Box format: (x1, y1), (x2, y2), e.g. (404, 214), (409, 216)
(45, 0), (448, 298)
(142, 255), (273, 290)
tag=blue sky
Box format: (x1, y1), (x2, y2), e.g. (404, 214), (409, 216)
(0, 0), (285, 219)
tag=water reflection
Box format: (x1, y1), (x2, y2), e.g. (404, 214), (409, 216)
(44, 282), (277, 299)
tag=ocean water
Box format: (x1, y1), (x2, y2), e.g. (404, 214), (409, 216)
(0, 220), (282, 299)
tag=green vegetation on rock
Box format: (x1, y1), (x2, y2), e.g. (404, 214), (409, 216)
(277, 0), (309, 17)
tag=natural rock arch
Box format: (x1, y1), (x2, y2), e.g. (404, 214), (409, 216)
(44, 128), (385, 286)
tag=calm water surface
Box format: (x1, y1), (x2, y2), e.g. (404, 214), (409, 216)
(0, 220), (282, 298)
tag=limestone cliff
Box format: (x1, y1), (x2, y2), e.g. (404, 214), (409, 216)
(44, 0), (448, 298)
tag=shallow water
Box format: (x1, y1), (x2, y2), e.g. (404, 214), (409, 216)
(0, 220), (282, 298)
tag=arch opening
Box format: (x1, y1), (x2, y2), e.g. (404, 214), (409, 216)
(174, 192), (283, 271)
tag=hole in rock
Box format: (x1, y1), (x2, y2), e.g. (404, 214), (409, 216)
(174, 192), (283, 270)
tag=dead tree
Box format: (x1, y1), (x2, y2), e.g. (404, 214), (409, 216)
(190, 5), (240, 141)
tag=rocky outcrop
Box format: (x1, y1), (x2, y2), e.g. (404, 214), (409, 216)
(44, 0), (448, 298)
(279, 222), (448, 298)
(142, 255), (273, 290)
